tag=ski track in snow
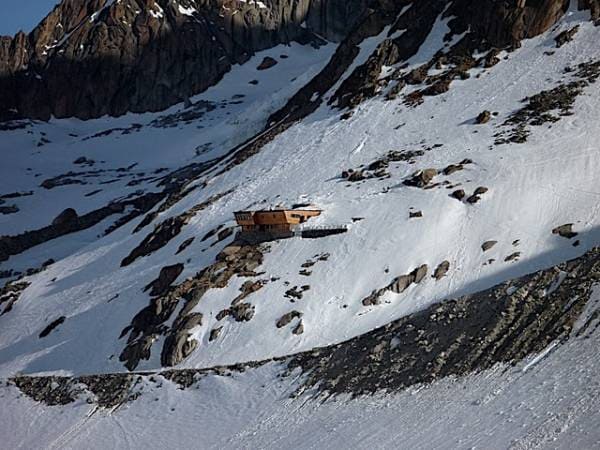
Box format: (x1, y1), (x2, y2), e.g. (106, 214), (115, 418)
(0, 9), (600, 449)
(1, 322), (600, 449)
(1, 7), (600, 377)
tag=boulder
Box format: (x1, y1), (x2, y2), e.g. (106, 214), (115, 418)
(209, 327), (223, 342)
(466, 194), (481, 204)
(403, 169), (438, 188)
(433, 261), (450, 280)
(475, 110), (491, 124)
(450, 189), (466, 200)
(292, 321), (305, 335)
(144, 264), (184, 297)
(230, 303), (255, 322)
(481, 241), (498, 252)
(390, 274), (414, 294)
(276, 311), (303, 328)
(413, 264), (429, 284)
(552, 224), (578, 239)
(52, 208), (78, 226)
(442, 164), (464, 175)
(257, 57), (278, 71)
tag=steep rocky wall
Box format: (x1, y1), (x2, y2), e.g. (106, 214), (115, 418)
(305, 0), (370, 41)
(0, 0), (323, 120)
(450, 0), (570, 46)
(0, 0), (586, 121)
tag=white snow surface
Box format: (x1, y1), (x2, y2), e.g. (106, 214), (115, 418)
(1, 7), (600, 379)
(2, 3), (600, 449)
(1, 319), (599, 449)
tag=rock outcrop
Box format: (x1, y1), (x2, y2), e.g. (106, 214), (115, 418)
(11, 246), (600, 407)
(119, 242), (264, 370)
(2, 0), (590, 121)
(0, 0), (357, 120)
(290, 246), (600, 397)
(0, 0), (318, 120)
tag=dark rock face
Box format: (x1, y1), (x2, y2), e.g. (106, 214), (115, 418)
(0, 0), (305, 120)
(0, 0), (363, 121)
(305, 0), (369, 42)
(0, 0), (591, 121)
(289, 247), (600, 397)
(451, 0), (571, 46)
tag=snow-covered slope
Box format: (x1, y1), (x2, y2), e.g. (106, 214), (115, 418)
(2, 307), (600, 450)
(2, 1), (600, 447)
(3, 4), (599, 376)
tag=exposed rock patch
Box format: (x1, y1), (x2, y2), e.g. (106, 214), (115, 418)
(555, 25), (580, 47)
(0, 281), (30, 315)
(121, 190), (232, 267)
(120, 243), (264, 370)
(39, 316), (66, 338)
(144, 264), (184, 297)
(552, 224), (578, 239)
(496, 60), (600, 144)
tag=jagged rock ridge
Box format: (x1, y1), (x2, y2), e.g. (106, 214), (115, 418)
(0, 0), (366, 120)
(1, 0), (594, 120)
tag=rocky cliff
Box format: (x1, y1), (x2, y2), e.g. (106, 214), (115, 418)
(0, 0), (590, 120)
(0, 0), (323, 120)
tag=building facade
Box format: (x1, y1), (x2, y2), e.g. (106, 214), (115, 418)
(234, 209), (321, 234)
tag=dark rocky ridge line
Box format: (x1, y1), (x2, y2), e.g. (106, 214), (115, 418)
(7, 246), (600, 407)
(495, 59), (600, 145)
(1, 0), (591, 121)
(0, 0), (367, 120)
(0, 191), (165, 264)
